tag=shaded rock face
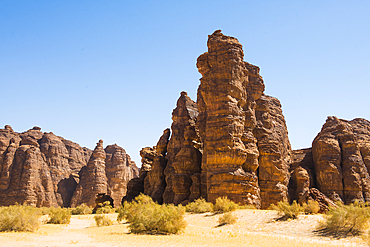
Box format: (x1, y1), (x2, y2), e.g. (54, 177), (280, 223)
(163, 92), (201, 205)
(312, 116), (370, 204)
(122, 147), (153, 203)
(105, 144), (139, 207)
(70, 140), (108, 207)
(0, 126), (138, 207)
(144, 130), (170, 204)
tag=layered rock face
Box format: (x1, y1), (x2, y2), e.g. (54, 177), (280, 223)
(196, 30), (291, 208)
(312, 117), (370, 204)
(162, 92), (201, 205)
(0, 126), (138, 207)
(126, 30), (292, 208)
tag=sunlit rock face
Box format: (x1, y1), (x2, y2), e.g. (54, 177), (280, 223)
(312, 117), (370, 204)
(126, 30), (292, 208)
(196, 30), (291, 208)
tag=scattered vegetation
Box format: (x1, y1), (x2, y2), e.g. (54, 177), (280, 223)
(94, 214), (113, 227)
(218, 212), (237, 226)
(213, 196), (239, 213)
(186, 198), (213, 213)
(318, 201), (370, 237)
(302, 200), (320, 215)
(118, 194), (186, 234)
(95, 201), (115, 214)
(270, 200), (302, 220)
(47, 207), (71, 224)
(0, 204), (42, 232)
(71, 203), (93, 215)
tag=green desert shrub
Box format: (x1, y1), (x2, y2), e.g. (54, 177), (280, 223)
(270, 200), (302, 220)
(0, 204), (42, 232)
(213, 196), (238, 213)
(318, 201), (370, 237)
(119, 194), (186, 234)
(302, 200), (320, 214)
(95, 201), (115, 214)
(94, 215), (113, 227)
(186, 198), (213, 213)
(218, 212), (237, 226)
(47, 207), (71, 224)
(71, 203), (93, 215)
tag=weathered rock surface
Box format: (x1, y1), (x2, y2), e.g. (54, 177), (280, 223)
(0, 126), (138, 207)
(126, 30), (292, 208)
(196, 30), (291, 208)
(312, 116), (370, 204)
(162, 92), (201, 205)
(144, 130), (170, 204)
(105, 144), (139, 207)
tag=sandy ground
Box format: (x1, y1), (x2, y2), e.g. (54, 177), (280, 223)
(0, 210), (368, 247)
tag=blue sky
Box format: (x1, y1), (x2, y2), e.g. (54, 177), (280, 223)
(1, 1), (370, 165)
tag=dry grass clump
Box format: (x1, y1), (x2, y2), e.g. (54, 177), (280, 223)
(0, 204), (42, 232)
(95, 201), (115, 214)
(186, 198), (213, 213)
(302, 200), (320, 214)
(118, 194), (186, 234)
(94, 214), (113, 227)
(47, 207), (71, 224)
(318, 201), (370, 237)
(270, 200), (302, 220)
(213, 196), (238, 213)
(71, 203), (93, 215)
(217, 212), (237, 226)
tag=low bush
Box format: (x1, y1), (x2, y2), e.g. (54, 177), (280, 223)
(71, 203), (93, 215)
(0, 204), (42, 232)
(270, 200), (302, 220)
(119, 194), (186, 234)
(218, 212), (237, 226)
(318, 201), (370, 237)
(302, 200), (320, 214)
(47, 207), (71, 224)
(94, 215), (113, 227)
(186, 198), (213, 213)
(95, 201), (115, 214)
(213, 197), (238, 213)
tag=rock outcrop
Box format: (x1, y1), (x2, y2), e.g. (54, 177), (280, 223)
(196, 30), (291, 208)
(127, 30), (292, 208)
(312, 117), (370, 204)
(0, 126), (138, 207)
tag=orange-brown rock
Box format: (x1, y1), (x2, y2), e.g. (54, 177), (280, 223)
(162, 92), (201, 205)
(0, 126), (138, 208)
(70, 140), (108, 207)
(125, 30), (292, 208)
(143, 129), (170, 204)
(196, 30), (291, 208)
(105, 144), (139, 206)
(121, 148), (152, 203)
(312, 116), (370, 203)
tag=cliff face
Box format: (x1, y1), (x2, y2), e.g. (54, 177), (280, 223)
(312, 117), (370, 204)
(126, 30), (292, 208)
(0, 126), (138, 207)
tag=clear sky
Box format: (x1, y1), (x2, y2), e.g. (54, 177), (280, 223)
(1, 1), (370, 165)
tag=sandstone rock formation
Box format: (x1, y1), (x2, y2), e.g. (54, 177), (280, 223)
(196, 30), (291, 208)
(0, 126), (138, 208)
(126, 30), (292, 208)
(312, 116), (370, 204)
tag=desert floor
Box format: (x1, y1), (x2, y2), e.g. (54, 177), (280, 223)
(0, 209), (367, 247)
